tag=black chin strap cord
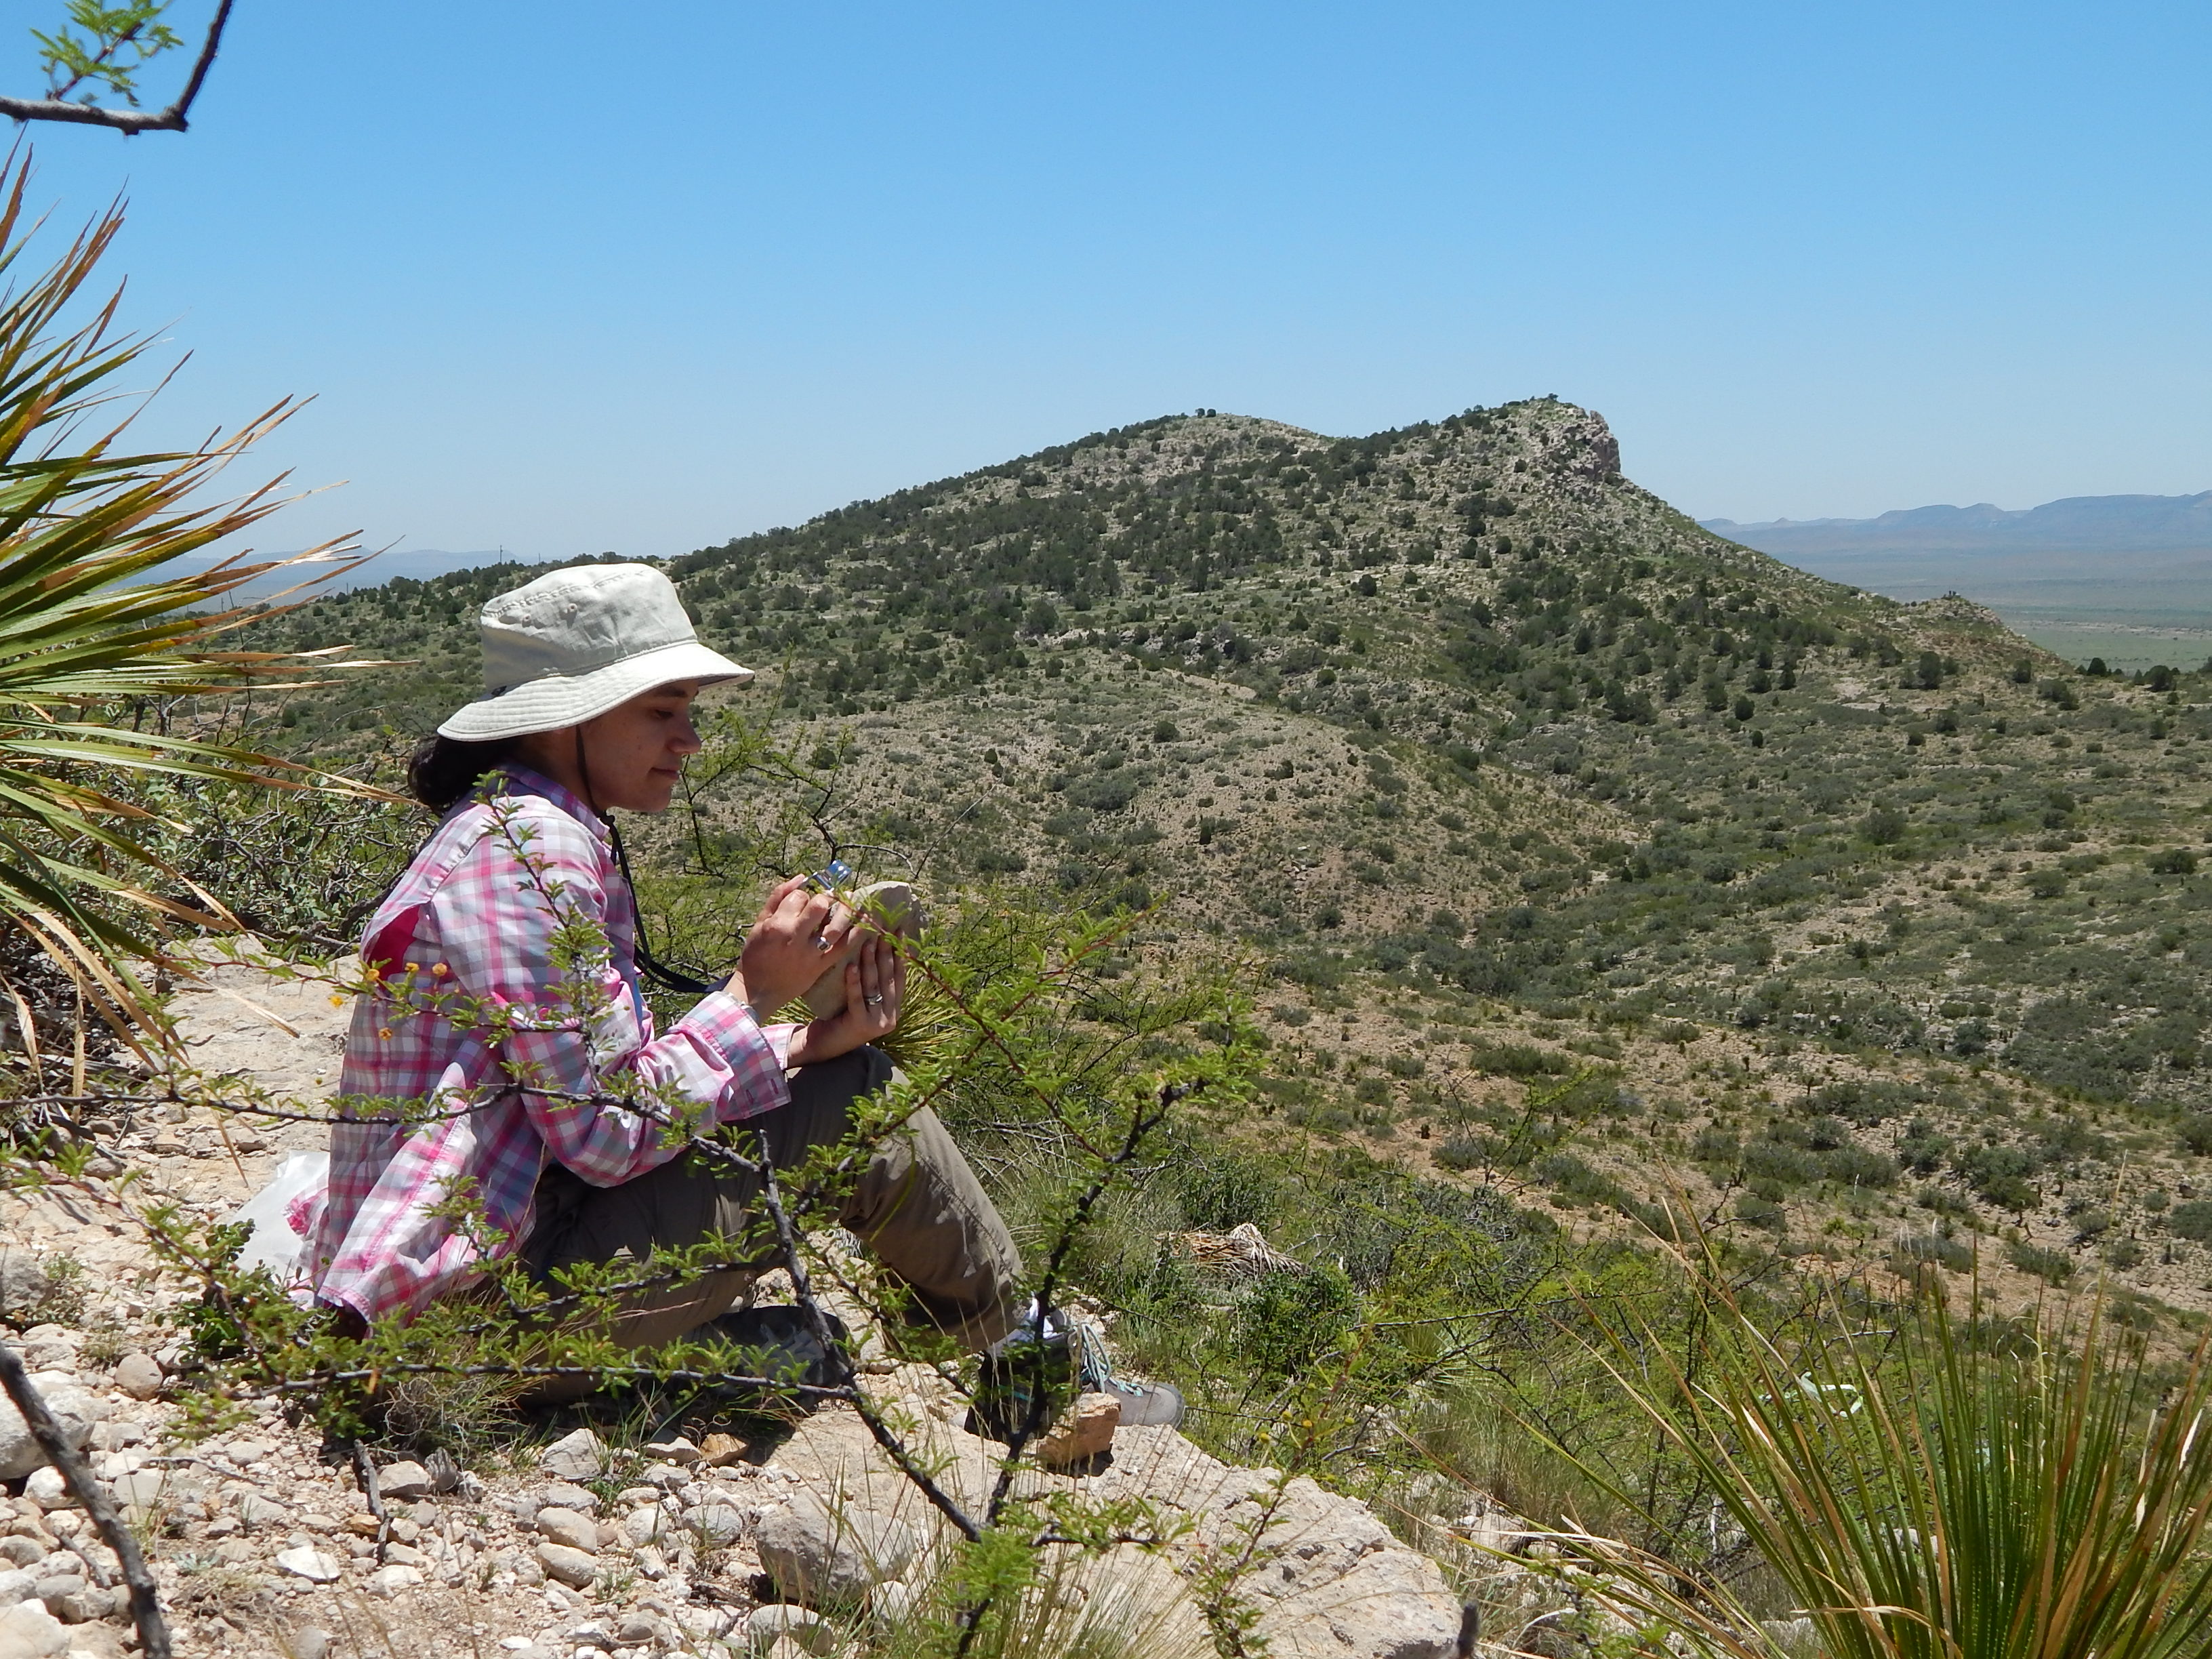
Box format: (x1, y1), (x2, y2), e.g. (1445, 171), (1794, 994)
(575, 729), (718, 996)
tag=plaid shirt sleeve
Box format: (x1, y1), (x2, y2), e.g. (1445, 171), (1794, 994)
(308, 771), (796, 1324)
(462, 796), (794, 1184)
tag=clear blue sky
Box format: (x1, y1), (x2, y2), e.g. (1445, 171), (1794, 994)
(18, 0), (2211, 563)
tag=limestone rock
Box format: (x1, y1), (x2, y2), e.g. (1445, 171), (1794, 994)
(535, 1509), (598, 1553)
(21, 1472), (70, 1513)
(698, 1432), (752, 1468)
(364, 1564), (424, 1597)
(42, 1584), (108, 1625)
(535, 1542), (598, 1589)
(0, 1600), (68, 1659)
(15, 1332), (75, 1374)
(0, 1578), (28, 1613)
(643, 1437), (701, 1465)
(537, 1428), (605, 1481)
(56, 1618), (125, 1659)
(765, 1407), (1463, 1659)
(0, 1256), (56, 1326)
(106, 1357), (161, 1404)
(375, 1461), (434, 1501)
(756, 1490), (918, 1610)
(613, 1614), (670, 1647)
(236, 1494), (289, 1532)
(619, 1507), (669, 1547)
(0, 1377), (102, 1483)
(274, 1549), (342, 1584)
(747, 1605), (833, 1654)
(281, 1629), (331, 1659)
(864, 1578), (921, 1626)
(1038, 1391), (1120, 1468)
(682, 1502), (745, 1547)
(108, 1471), (161, 1517)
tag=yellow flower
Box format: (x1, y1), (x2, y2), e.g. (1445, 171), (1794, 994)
(329, 994), (344, 1007)
(377, 1027), (394, 1041)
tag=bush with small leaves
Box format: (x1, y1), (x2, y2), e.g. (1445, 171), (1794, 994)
(2167, 1200), (2212, 1242)
(2007, 1242), (2076, 1284)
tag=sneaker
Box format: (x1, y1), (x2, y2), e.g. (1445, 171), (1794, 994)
(968, 1313), (1073, 1442)
(968, 1303), (1185, 1441)
(1069, 1315), (1185, 1429)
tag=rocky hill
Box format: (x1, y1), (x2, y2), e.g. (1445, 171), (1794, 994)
(241, 396), (2212, 1330)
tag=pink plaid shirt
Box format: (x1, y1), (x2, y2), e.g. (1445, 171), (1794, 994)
(306, 764), (794, 1324)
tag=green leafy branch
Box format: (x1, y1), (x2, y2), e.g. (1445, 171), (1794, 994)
(33, 1), (181, 105)
(5, 0), (231, 134)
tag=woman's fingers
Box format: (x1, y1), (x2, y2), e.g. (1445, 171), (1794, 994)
(794, 888), (857, 952)
(761, 874), (810, 923)
(845, 939), (899, 1031)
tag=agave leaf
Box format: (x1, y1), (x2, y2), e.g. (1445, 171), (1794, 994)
(0, 155), (398, 1048)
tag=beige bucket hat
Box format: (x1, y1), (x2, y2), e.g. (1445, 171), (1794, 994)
(436, 562), (752, 743)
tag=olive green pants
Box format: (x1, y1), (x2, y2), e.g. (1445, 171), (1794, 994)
(522, 1047), (1024, 1363)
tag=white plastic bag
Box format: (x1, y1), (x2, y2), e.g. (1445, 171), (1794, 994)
(225, 1149), (328, 1280)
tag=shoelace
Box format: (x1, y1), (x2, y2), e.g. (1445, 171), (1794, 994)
(1070, 1317), (1166, 1397)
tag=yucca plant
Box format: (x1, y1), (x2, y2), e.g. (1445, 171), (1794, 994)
(1540, 1263), (2212, 1659)
(0, 151), (375, 1054)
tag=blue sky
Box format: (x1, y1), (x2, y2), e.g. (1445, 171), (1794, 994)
(16, 0), (2210, 563)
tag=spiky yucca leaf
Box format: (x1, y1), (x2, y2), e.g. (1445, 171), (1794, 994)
(0, 153), (384, 1040)
(1526, 1263), (2212, 1659)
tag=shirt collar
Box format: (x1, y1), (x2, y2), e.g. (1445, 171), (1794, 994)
(495, 762), (613, 846)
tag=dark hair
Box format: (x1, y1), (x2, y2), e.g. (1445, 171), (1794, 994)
(407, 733), (518, 811)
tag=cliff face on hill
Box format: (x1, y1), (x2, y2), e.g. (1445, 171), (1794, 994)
(245, 398), (2212, 1324)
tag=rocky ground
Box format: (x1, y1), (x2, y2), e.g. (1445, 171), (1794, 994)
(0, 966), (1504, 1659)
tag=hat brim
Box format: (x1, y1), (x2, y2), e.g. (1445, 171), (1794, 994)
(436, 640), (754, 743)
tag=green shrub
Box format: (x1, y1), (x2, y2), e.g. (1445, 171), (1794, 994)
(1820, 1145), (1900, 1189)
(1434, 1134), (1488, 1172)
(1734, 1194), (1786, 1232)
(2007, 1241), (2076, 1284)
(1893, 1231), (1973, 1273)
(1234, 1267), (1355, 1379)
(1468, 1040), (1570, 1078)
(2167, 1200), (2212, 1242)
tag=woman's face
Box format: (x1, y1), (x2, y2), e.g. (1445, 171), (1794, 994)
(525, 680), (705, 813)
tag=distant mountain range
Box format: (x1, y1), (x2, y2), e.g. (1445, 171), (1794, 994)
(180, 547), (550, 600)
(1704, 491), (2212, 558)
(1704, 493), (2212, 630)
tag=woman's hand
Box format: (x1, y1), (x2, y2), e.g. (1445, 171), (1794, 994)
(729, 874), (855, 1019)
(784, 935), (903, 1067)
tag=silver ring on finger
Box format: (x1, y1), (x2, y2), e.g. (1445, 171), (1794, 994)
(865, 994), (884, 1006)
(811, 933), (830, 951)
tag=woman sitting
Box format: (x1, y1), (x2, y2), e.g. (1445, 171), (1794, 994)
(306, 562), (1023, 1374)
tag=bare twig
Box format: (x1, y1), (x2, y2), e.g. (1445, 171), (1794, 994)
(350, 1440), (391, 1565)
(0, 1337), (171, 1658)
(748, 1122), (985, 1542)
